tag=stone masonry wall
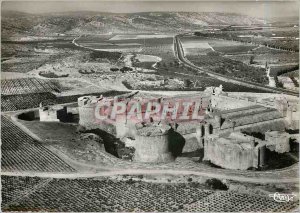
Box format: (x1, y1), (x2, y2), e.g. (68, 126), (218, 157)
(203, 138), (259, 170)
(133, 134), (174, 163)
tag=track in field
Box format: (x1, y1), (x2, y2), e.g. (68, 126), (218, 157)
(1, 116), (76, 173)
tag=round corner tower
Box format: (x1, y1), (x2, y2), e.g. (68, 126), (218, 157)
(78, 96), (98, 128)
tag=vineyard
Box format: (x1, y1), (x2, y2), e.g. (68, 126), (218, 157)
(2, 176), (298, 212)
(2, 176), (50, 206)
(1, 116), (75, 172)
(1, 92), (57, 111)
(194, 31), (299, 52)
(182, 190), (299, 212)
(187, 55), (269, 84)
(225, 52), (299, 65)
(1, 78), (62, 95)
(1, 89), (127, 112)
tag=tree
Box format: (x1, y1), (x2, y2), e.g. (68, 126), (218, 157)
(249, 55), (255, 64)
(184, 79), (193, 88)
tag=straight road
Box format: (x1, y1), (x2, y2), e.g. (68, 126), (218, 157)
(174, 35), (299, 96)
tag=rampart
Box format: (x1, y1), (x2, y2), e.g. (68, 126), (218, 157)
(76, 86), (298, 165)
(203, 134), (259, 170)
(124, 125), (174, 162)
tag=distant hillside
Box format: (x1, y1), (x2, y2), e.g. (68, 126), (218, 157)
(1, 11), (265, 39)
(268, 16), (299, 26)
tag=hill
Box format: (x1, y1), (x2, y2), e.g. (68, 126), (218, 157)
(1, 11), (265, 38)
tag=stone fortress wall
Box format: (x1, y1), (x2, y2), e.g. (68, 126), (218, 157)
(125, 130), (174, 163)
(203, 133), (260, 170)
(36, 85), (298, 169)
(78, 96), (99, 128)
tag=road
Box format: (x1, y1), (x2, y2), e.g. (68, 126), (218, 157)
(2, 164), (299, 184)
(173, 35), (299, 96)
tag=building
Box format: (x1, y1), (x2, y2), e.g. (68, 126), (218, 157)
(73, 86), (298, 168)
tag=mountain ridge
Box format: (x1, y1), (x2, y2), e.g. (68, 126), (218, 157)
(1, 11), (265, 38)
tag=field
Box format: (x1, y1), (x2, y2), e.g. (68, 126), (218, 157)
(2, 175), (298, 212)
(76, 34), (174, 56)
(1, 90), (127, 112)
(192, 30), (299, 88)
(187, 54), (268, 84)
(195, 27), (299, 52)
(78, 34), (270, 91)
(1, 93), (57, 111)
(2, 34), (271, 93)
(225, 52), (299, 66)
(181, 36), (256, 55)
(181, 36), (269, 84)
(1, 116), (76, 172)
(17, 118), (120, 166)
(182, 190), (298, 212)
(1, 176), (49, 206)
(109, 34), (173, 40)
(1, 78), (62, 95)
(1, 39), (83, 73)
(67, 34), (187, 91)
(121, 66), (268, 92)
(78, 34), (175, 62)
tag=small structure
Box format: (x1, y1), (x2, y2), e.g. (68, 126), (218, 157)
(39, 103), (64, 122)
(39, 102), (79, 122)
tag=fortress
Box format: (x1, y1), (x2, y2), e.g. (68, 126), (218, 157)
(38, 86), (299, 170)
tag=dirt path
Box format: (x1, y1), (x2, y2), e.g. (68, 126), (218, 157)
(2, 167), (298, 183)
(2, 178), (53, 209)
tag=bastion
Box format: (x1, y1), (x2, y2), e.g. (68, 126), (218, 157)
(203, 132), (260, 170)
(124, 125), (174, 163)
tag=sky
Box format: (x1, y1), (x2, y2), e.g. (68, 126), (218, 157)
(1, 0), (299, 18)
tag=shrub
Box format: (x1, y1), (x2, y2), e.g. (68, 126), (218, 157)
(110, 68), (119, 72)
(120, 66), (133, 73)
(39, 71), (69, 78)
(274, 76), (284, 88)
(290, 76), (299, 87)
(184, 79), (193, 88)
(78, 69), (95, 74)
(249, 55), (255, 64)
(205, 178), (228, 190)
(122, 81), (133, 89)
